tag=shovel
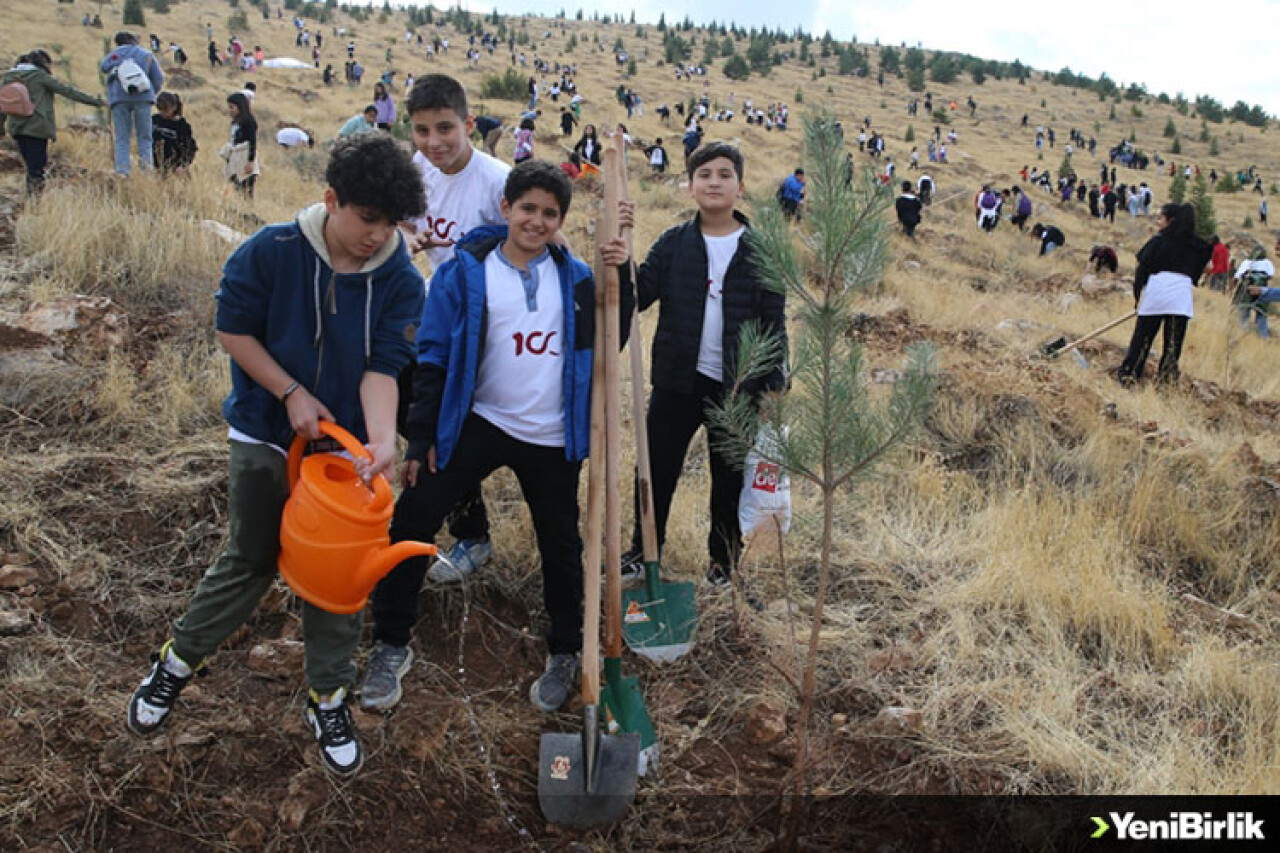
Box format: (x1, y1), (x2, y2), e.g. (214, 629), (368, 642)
(608, 137), (697, 665)
(597, 137), (660, 776)
(1039, 310), (1136, 364)
(538, 143), (638, 827)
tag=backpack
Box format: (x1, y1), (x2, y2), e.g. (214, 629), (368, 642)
(980, 191), (998, 211)
(0, 80), (34, 117)
(115, 57), (152, 95)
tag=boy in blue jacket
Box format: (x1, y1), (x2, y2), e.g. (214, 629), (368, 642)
(125, 135), (427, 778)
(365, 160), (631, 713)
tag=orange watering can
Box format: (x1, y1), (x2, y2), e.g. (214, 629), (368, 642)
(279, 421), (436, 614)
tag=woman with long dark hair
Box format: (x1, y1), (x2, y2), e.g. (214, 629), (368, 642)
(372, 81), (395, 130)
(1116, 203), (1213, 385)
(223, 92), (258, 197)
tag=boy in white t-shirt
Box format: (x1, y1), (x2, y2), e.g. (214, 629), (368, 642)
(385, 74), (513, 615)
(368, 161), (632, 713)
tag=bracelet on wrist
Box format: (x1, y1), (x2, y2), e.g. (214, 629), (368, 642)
(280, 381), (300, 403)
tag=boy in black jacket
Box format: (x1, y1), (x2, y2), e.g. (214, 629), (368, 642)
(615, 142), (787, 596)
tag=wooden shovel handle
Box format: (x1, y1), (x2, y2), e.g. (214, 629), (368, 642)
(1060, 309), (1137, 354)
(602, 138), (624, 660)
(581, 225), (609, 705)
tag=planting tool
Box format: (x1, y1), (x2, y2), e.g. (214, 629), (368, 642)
(613, 132), (697, 665)
(1038, 310), (1136, 363)
(537, 173), (638, 824)
(597, 138), (660, 776)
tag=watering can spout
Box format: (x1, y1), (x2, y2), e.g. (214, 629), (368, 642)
(357, 541), (437, 590)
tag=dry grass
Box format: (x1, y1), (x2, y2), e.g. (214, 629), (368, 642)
(0, 1), (1278, 849)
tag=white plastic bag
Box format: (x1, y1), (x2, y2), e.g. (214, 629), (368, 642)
(738, 425), (791, 536)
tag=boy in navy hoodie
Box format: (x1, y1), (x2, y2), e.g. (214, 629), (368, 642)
(125, 135), (427, 778)
(367, 161), (631, 713)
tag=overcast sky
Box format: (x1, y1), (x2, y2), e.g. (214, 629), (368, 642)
(444, 0), (1280, 116)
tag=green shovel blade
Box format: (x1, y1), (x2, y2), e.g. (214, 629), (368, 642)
(600, 657), (659, 776)
(621, 561), (697, 662)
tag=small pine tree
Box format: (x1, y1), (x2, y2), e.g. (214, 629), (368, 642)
(1163, 118), (1177, 138)
(906, 67), (925, 92)
(626, 58), (637, 77)
(1059, 153), (1074, 180)
(708, 114), (936, 849)
(1169, 170), (1187, 203)
(1189, 172), (1216, 238)
(723, 54), (750, 80)
(904, 124), (914, 142)
(1209, 136), (1220, 156)
(1108, 103), (1117, 120)
(1171, 136), (1182, 154)
(1243, 215), (1254, 228)
(1199, 122), (1210, 142)
(123, 0), (145, 25)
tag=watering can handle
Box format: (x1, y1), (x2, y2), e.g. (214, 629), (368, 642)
(286, 421), (394, 512)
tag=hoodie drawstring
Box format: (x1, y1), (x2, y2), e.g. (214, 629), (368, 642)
(364, 274), (372, 369)
(312, 262), (322, 348)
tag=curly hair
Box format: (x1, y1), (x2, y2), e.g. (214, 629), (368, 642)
(503, 160), (572, 217)
(326, 135), (426, 223)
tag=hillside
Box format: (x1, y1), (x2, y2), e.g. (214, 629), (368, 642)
(0, 1), (1277, 850)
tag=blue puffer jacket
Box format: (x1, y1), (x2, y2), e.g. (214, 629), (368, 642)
(99, 44), (164, 106)
(404, 225), (633, 469)
(216, 203), (425, 449)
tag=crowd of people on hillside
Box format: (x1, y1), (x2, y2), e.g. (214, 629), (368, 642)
(6, 6), (1278, 798)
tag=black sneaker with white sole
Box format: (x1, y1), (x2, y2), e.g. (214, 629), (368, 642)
(127, 641), (199, 736)
(618, 548), (646, 586)
(305, 687), (364, 778)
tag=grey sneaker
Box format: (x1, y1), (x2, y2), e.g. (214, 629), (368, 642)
(426, 537), (494, 583)
(359, 642), (413, 711)
(529, 653), (581, 712)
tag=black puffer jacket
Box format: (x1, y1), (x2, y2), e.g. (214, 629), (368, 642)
(622, 210), (787, 398)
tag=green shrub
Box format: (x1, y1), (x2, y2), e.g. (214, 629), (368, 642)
(480, 68), (527, 101)
(1171, 136), (1182, 154)
(904, 124), (914, 142)
(123, 0), (145, 25)
(723, 54), (750, 81)
(1163, 118), (1176, 138)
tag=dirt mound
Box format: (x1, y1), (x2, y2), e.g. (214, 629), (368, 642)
(162, 67), (204, 90)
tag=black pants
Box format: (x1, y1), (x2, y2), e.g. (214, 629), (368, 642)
(396, 362), (491, 542)
(900, 220), (918, 238)
(1118, 314), (1187, 384)
(15, 135), (48, 195)
(372, 415), (583, 654)
(631, 374), (743, 571)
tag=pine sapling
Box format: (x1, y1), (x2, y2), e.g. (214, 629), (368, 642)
(708, 113), (937, 851)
